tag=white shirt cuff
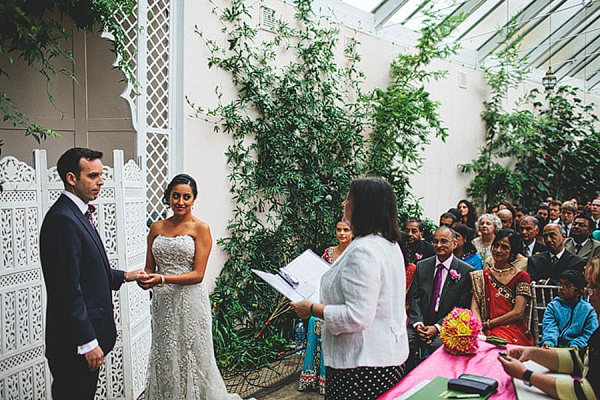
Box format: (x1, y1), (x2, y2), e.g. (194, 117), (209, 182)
(77, 339), (98, 355)
(413, 321), (424, 328)
(434, 324), (441, 333)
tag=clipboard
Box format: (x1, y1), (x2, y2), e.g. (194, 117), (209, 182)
(252, 249), (330, 302)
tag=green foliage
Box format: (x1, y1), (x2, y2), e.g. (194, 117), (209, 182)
(192, 0), (458, 373)
(461, 20), (599, 209)
(0, 0), (135, 148)
(514, 87), (600, 205)
(364, 3), (461, 221)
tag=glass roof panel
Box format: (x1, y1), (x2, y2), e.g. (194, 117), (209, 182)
(342, 0), (382, 13)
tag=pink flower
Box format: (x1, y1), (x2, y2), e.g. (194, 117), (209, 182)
(415, 253), (423, 260)
(449, 269), (461, 281)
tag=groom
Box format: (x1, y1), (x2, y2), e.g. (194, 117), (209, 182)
(40, 147), (147, 399)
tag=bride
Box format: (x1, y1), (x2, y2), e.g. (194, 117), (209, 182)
(139, 174), (241, 399)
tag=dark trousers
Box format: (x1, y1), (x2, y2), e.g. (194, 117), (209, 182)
(47, 353), (100, 400)
(405, 325), (443, 372)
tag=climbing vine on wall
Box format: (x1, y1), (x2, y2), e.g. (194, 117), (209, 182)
(191, 0), (459, 373)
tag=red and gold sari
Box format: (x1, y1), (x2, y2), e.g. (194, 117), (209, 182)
(471, 269), (534, 346)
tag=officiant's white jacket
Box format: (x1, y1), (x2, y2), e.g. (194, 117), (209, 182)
(321, 234), (409, 369)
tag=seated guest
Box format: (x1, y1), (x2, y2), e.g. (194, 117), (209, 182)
(452, 223), (483, 270)
(592, 197), (600, 231)
(457, 199), (478, 231)
(534, 214), (548, 244)
(499, 200), (519, 231)
(565, 214), (600, 263)
(425, 212), (458, 242)
(407, 227), (473, 366)
(498, 209), (514, 230)
(520, 215), (547, 257)
(498, 256), (600, 399)
(528, 224), (587, 284)
(472, 213), (502, 263)
(535, 203), (550, 222)
(549, 200), (562, 224)
(541, 270), (598, 350)
(560, 201), (577, 237)
(404, 218), (435, 265)
(471, 229), (533, 345)
(440, 212), (458, 228)
(516, 205), (528, 224)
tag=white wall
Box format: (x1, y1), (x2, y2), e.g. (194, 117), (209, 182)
(183, 0), (600, 289)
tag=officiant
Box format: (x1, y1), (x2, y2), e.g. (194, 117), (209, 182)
(291, 177), (409, 399)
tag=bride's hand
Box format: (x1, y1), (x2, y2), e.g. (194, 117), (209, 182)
(137, 274), (162, 290)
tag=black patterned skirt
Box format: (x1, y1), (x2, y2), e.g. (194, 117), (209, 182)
(325, 364), (405, 400)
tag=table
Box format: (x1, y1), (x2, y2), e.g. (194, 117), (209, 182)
(379, 340), (516, 399)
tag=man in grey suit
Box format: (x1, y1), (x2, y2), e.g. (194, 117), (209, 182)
(565, 214), (600, 263)
(406, 226), (474, 368)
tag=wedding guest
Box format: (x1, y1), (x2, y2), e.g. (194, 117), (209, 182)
(292, 178), (408, 399)
(472, 213), (502, 263)
(299, 219), (352, 395)
(406, 227), (473, 367)
(540, 270), (598, 350)
(457, 199), (478, 231)
(404, 218), (434, 265)
(499, 256), (600, 399)
(139, 174), (241, 399)
(452, 223), (483, 270)
(471, 229), (533, 346)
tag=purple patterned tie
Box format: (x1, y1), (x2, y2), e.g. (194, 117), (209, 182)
(85, 204), (96, 228)
(426, 264), (445, 324)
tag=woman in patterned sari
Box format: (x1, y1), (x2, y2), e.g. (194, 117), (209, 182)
(299, 219), (352, 394)
(470, 229), (534, 346)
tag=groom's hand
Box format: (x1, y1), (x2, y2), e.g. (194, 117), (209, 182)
(125, 269), (149, 282)
(84, 346), (104, 371)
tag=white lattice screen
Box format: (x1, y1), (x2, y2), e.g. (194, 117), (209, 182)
(0, 150), (151, 400)
(144, 0), (172, 226)
(115, 0), (174, 228)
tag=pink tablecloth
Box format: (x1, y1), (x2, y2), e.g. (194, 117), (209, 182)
(379, 340), (516, 399)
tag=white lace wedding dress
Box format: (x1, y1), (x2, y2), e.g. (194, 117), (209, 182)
(145, 235), (241, 399)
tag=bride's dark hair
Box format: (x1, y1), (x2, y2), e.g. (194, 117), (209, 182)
(162, 174), (198, 206)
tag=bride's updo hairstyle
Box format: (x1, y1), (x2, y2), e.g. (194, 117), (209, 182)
(162, 174), (198, 206)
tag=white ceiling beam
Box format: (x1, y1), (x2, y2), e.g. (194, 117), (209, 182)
(477, 0), (559, 59)
(373, 0), (410, 29)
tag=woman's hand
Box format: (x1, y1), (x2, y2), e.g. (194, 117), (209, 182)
(507, 346), (534, 362)
(291, 299), (313, 319)
(498, 353), (527, 380)
(137, 273), (162, 290)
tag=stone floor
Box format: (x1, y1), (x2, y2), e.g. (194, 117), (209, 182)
(252, 372), (323, 400)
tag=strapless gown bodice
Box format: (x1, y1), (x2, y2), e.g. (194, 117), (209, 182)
(152, 235), (195, 275)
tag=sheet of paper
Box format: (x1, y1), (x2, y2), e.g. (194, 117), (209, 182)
(512, 360), (561, 400)
(252, 249), (331, 302)
(252, 269), (304, 302)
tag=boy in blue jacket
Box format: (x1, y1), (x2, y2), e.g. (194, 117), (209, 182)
(541, 270), (598, 349)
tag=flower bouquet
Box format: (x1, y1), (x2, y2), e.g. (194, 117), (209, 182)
(439, 308), (482, 356)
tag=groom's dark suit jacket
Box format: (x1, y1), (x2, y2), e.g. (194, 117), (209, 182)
(40, 194), (125, 362)
(527, 249), (586, 284)
(407, 255), (474, 327)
